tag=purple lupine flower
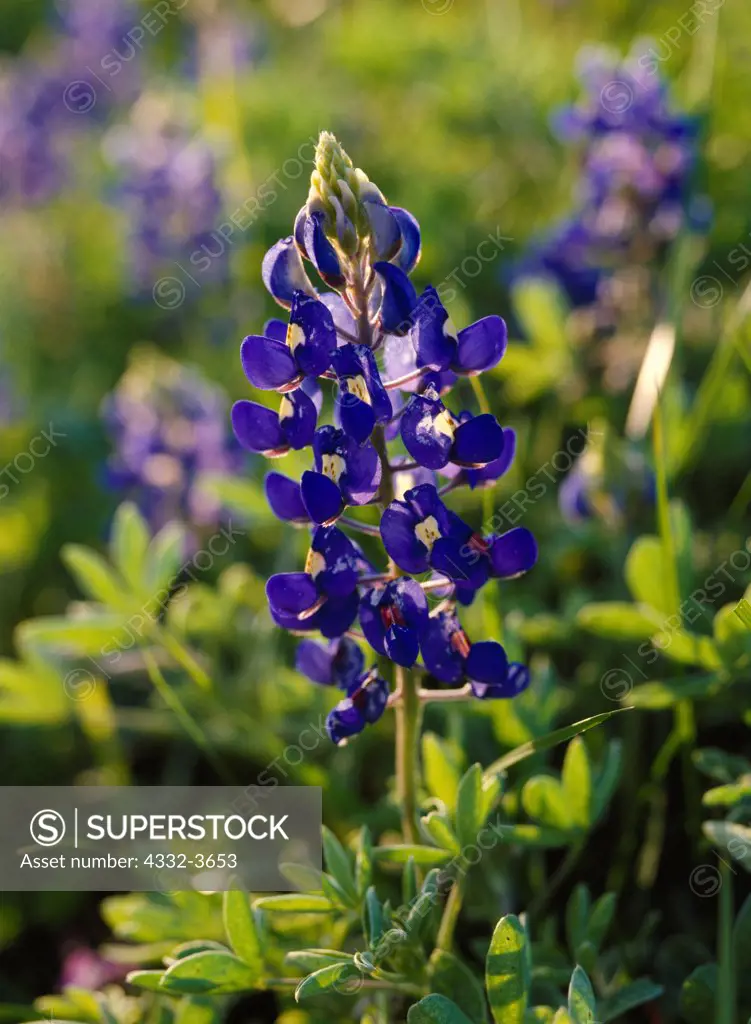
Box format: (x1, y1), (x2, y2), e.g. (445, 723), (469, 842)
(105, 97), (225, 292)
(232, 132), (537, 745)
(103, 349), (243, 531)
(514, 42), (707, 326)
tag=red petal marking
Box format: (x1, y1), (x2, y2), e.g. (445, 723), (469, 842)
(450, 627), (471, 659)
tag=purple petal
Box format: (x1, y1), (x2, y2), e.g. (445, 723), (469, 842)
(401, 394), (454, 470)
(301, 470), (343, 525)
(303, 212), (345, 288)
(380, 500), (430, 573)
(391, 207), (421, 273)
(279, 389), (317, 449)
(451, 414), (505, 467)
(241, 335), (298, 390)
(466, 428), (517, 488)
(231, 400), (285, 454)
(341, 441), (382, 506)
(265, 472), (309, 524)
(262, 237), (313, 309)
(289, 292), (337, 378)
(412, 287), (455, 371)
(489, 528), (538, 578)
(465, 641), (509, 686)
(362, 199), (402, 261)
(266, 572), (318, 615)
(373, 262), (418, 336)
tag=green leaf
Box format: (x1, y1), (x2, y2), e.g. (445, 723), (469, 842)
(586, 892), (616, 951)
(373, 845), (452, 867)
(491, 824), (571, 848)
(61, 545), (129, 610)
(576, 602), (663, 641)
(355, 826), (373, 896)
(125, 970), (166, 992)
(363, 887), (384, 948)
(455, 764), (487, 848)
(703, 781), (751, 807)
(146, 522), (187, 595)
(285, 949), (354, 972)
(423, 732), (464, 813)
(551, 1012), (575, 1024)
(422, 812), (460, 854)
(680, 964), (718, 1024)
(702, 821), (751, 872)
(592, 742), (622, 821)
(694, 747), (751, 784)
(599, 979), (664, 1022)
(486, 914), (529, 1023)
(428, 950), (488, 1023)
(654, 630), (722, 669)
(111, 502), (150, 592)
(565, 886), (590, 961)
(521, 777), (571, 831)
(625, 536), (672, 617)
(17, 614), (130, 658)
(253, 894), (335, 913)
(561, 737), (592, 830)
(523, 1011), (555, 1022)
(567, 966), (596, 1023)
(322, 826), (358, 906)
(159, 951), (261, 994)
(484, 710), (630, 780)
(222, 890), (263, 970)
(294, 962), (361, 1002)
(407, 994), (475, 1024)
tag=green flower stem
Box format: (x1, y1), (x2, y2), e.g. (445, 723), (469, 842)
(435, 876), (464, 951)
(394, 664), (422, 844)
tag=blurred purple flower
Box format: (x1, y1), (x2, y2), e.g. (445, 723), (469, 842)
(102, 348), (244, 531)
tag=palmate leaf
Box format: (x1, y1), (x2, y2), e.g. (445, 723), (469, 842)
(455, 763), (499, 848)
(624, 536), (673, 618)
(561, 737), (592, 831)
(521, 776), (572, 831)
(61, 544), (131, 611)
(322, 825), (358, 905)
(702, 821), (751, 872)
(253, 894), (335, 913)
(294, 962), (362, 1002)
(486, 914), (529, 1023)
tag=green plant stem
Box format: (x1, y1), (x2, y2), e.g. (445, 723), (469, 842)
(395, 665), (422, 844)
(528, 841), (585, 921)
(142, 649), (234, 784)
(717, 857), (736, 1024)
(436, 877), (464, 951)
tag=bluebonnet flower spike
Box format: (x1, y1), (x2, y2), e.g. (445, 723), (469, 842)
(231, 131), (537, 744)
